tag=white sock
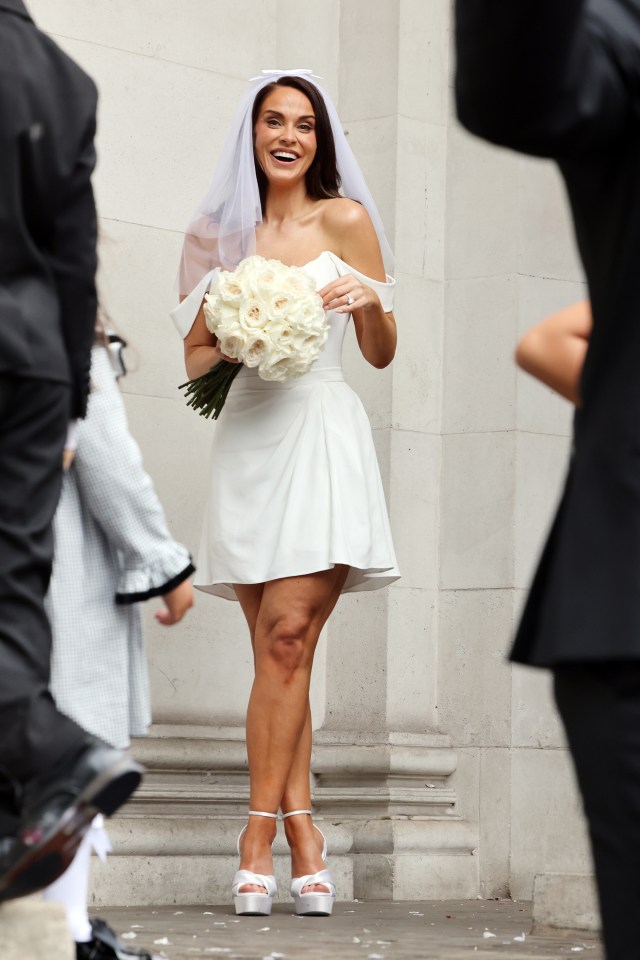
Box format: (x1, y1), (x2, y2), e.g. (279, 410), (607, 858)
(42, 815), (112, 943)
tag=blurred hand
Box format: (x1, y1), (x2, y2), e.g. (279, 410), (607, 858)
(62, 448), (76, 471)
(155, 578), (194, 626)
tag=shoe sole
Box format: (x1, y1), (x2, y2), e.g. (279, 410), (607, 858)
(233, 894), (273, 916)
(0, 755), (143, 902)
(293, 893), (335, 916)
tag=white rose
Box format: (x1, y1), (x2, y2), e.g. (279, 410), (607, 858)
(241, 334), (269, 368)
(216, 270), (243, 304)
(209, 302), (241, 338)
(218, 333), (244, 359)
(245, 262), (280, 300)
(238, 296), (268, 331)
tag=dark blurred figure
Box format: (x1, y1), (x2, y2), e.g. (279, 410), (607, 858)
(456, 3), (640, 958)
(0, 0), (141, 903)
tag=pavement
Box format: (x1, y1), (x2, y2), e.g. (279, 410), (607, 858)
(100, 900), (603, 960)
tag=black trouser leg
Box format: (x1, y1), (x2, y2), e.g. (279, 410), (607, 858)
(554, 663), (640, 960)
(0, 376), (85, 834)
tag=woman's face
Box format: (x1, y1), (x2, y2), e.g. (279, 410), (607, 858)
(254, 86), (317, 187)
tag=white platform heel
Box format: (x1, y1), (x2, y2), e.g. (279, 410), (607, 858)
(231, 810), (278, 916)
(283, 809), (336, 916)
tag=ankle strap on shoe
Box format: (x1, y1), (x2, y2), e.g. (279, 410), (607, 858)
(282, 809), (313, 819)
(248, 810), (279, 819)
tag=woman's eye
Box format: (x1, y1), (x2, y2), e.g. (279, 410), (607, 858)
(266, 118), (280, 127)
(299, 124), (313, 132)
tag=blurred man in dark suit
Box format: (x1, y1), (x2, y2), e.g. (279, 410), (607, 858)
(0, 0), (142, 903)
(455, 2), (640, 957)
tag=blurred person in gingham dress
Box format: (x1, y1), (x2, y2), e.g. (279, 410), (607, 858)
(42, 318), (195, 960)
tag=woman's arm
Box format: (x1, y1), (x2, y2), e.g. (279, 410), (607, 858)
(182, 299), (239, 378)
(515, 299), (591, 406)
(319, 201), (397, 369)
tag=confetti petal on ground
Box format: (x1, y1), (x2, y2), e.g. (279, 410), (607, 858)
(120, 932), (137, 940)
(513, 933), (526, 942)
(409, 912), (424, 916)
(482, 932), (496, 939)
(154, 938), (171, 945)
(174, 911), (184, 915)
(352, 937), (361, 943)
(258, 927), (270, 932)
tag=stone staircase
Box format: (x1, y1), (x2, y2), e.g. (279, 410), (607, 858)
(89, 725), (479, 907)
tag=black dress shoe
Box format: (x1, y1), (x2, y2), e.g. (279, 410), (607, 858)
(0, 738), (143, 902)
(77, 918), (155, 960)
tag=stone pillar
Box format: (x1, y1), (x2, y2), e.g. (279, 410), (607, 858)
(438, 2), (595, 907)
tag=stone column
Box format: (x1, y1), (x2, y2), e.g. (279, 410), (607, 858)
(438, 3), (595, 908)
(309, 0), (477, 900)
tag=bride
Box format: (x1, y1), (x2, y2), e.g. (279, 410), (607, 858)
(172, 69), (399, 917)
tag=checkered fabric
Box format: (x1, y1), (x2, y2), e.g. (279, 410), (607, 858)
(45, 347), (193, 748)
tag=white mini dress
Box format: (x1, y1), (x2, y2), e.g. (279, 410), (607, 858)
(172, 250), (400, 600)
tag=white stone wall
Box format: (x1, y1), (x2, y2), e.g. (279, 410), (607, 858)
(29, 0), (593, 901)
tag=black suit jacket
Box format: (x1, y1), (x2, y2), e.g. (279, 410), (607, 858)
(0, 0), (97, 417)
(455, 0), (640, 665)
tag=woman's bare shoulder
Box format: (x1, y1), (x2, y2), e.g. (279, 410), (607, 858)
(320, 196), (371, 229)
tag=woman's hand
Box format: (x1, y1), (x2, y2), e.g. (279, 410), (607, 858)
(318, 275), (379, 314)
(155, 578), (194, 626)
(318, 270), (396, 369)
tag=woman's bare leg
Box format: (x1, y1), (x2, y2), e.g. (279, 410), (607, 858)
(234, 565), (348, 892)
(280, 569), (347, 888)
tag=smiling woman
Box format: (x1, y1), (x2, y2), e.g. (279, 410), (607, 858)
(251, 78), (341, 214)
(171, 70), (398, 920)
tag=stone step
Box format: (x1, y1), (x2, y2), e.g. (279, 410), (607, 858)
(88, 854), (353, 907)
(91, 808), (479, 906)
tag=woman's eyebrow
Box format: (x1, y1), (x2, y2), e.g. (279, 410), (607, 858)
(263, 109), (316, 121)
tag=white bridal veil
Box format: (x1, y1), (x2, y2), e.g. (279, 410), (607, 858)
(178, 69), (394, 297)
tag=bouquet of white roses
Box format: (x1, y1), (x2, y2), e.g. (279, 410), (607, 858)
(180, 255), (329, 419)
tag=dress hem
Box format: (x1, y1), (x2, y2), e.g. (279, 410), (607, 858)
(194, 562), (400, 601)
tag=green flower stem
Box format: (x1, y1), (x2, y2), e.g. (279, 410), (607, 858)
(179, 360), (244, 420)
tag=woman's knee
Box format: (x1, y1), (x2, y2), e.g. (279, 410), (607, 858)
(259, 614), (314, 674)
